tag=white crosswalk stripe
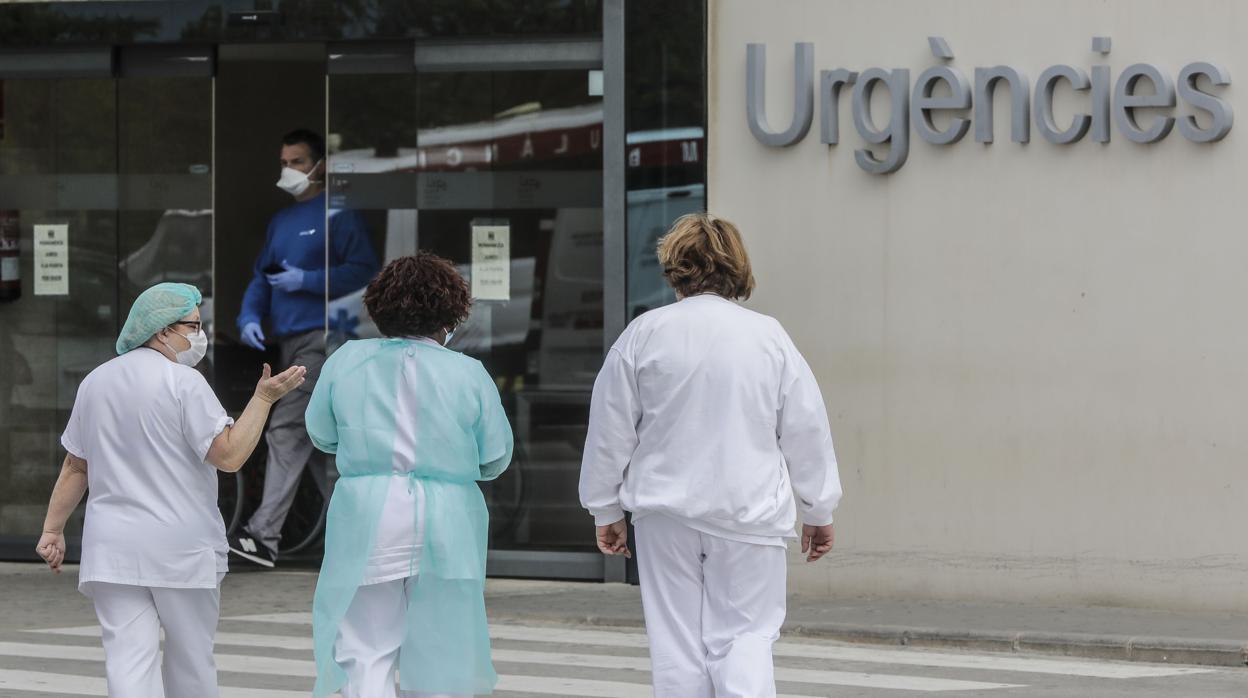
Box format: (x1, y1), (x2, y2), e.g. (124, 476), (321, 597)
(40, 625), (316, 652)
(8, 614), (1219, 697)
(218, 612), (1215, 680)
(0, 666), (309, 697)
(488, 624), (1214, 681)
(491, 649), (1023, 692)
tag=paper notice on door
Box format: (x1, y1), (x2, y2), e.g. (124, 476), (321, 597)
(34, 224), (69, 296)
(471, 224), (510, 301)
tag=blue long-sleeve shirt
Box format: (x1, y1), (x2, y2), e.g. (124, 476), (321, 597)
(238, 192), (379, 339)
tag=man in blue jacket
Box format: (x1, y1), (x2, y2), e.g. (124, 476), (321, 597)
(229, 129), (379, 567)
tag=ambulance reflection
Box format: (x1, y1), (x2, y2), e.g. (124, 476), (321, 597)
(325, 208), (607, 548)
(326, 208), (606, 389)
(319, 106), (705, 548)
(320, 187), (702, 548)
(625, 183), (704, 320)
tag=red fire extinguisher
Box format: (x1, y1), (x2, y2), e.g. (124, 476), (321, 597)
(0, 210), (19, 302)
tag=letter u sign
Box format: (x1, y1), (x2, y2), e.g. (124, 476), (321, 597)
(747, 43), (815, 147)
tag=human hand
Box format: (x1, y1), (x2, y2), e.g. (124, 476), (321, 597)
(254, 363), (307, 404)
(241, 322), (266, 351)
(595, 519), (631, 558)
(266, 261), (306, 293)
(36, 530), (66, 574)
(801, 523), (835, 562)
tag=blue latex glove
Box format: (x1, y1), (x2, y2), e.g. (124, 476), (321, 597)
(266, 261), (306, 293)
(241, 322), (266, 351)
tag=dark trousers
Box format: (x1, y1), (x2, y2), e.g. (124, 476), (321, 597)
(244, 330), (330, 552)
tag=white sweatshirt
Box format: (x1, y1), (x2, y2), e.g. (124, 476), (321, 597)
(579, 294), (842, 545)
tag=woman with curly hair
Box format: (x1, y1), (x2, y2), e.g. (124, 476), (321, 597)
(306, 252), (513, 698)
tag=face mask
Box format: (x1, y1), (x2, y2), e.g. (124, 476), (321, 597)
(161, 328), (208, 367)
(276, 160), (321, 197)
(443, 328), (455, 346)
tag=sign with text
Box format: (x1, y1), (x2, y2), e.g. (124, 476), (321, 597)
(34, 224), (68, 296)
(471, 224), (510, 301)
(747, 38), (1233, 174)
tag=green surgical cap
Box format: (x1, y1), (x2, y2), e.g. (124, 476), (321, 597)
(116, 282), (202, 355)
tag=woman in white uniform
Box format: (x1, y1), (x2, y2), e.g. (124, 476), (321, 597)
(579, 213), (843, 698)
(35, 282), (307, 697)
(306, 253), (513, 698)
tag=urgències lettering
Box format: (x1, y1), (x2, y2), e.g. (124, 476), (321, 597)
(746, 37), (1233, 174)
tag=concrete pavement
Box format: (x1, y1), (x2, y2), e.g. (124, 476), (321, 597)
(3, 562), (1248, 669)
(482, 574), (1248, 668)
(8, 612), (1248, 696)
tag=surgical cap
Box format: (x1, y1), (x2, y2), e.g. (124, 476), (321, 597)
(115, 282), (202, 355)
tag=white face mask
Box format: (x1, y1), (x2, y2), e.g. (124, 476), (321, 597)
(443, 328), (455, 346)
(161, 328), (208, 367)
(276, 160), (321, 197)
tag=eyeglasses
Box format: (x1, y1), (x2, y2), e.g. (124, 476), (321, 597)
(172, 321), (202, 332)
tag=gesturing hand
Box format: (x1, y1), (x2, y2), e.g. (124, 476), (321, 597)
(255, 363), (307, 404)
(596, 519), (631, 558)
(36, 530), (66, 574)
(802, 523), (835, 562)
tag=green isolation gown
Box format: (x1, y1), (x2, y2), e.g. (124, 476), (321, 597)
(305, 337), (513, 697)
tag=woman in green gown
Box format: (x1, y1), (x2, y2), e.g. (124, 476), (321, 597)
(306, 252), (513, 697)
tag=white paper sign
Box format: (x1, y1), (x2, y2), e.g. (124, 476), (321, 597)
(471, 224), (510, 301)
(34, 224), (69, 296)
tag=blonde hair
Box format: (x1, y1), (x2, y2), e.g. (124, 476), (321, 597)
(656, 213), (756, 300)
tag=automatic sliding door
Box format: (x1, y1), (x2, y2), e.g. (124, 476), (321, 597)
(327, 39), (608, 579)
(0, 69), (116, 550)
(0, 47), (212, 555)
(117, 48), (214, 363)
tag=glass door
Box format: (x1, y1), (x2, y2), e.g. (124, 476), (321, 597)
(212, 43), (331, 557)
(0, 65), (116, 551)
(116, 48), (215, 362)
(326, 38), (609, 578)
(0, 47), (213, 555)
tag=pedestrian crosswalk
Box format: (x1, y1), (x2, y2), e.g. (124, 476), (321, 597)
(2, 612), (1217, 697)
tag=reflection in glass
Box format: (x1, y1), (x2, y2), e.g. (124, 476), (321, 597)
(328, 67), (604, 551)
(0, 73), (214, 543)
(118, 76), (214, 355)
(625, 0), (708, 320)
(0, 1), (605, 47)
(0, 78), (119, 540)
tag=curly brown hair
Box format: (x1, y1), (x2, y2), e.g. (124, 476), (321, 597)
(364, 252), (471, 338)
(657, 213), (756, 300)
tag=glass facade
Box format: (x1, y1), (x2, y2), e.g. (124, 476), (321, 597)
(0, 1), (602, 45)
(0, 0), (705, 578)
(324, 63), (606, 552)
(625, 0), (707, 322)
(0, 76), (118, 544)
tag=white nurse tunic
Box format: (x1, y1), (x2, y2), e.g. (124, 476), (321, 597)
(62, 346), (234, 697)
(62, 347), (234, 592)
(578, 293), (842, 698)
(579, 293), (842, 540)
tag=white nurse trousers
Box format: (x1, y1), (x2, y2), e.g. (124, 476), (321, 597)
(634, 514), (789, 698)
(335, 576), (468, 698)
(90, 582), (220, 698)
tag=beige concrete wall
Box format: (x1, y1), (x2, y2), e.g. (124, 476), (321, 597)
(710, 0), (1248, 610)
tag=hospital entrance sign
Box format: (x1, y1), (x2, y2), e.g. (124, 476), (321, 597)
(746, 37), (1234, 174)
